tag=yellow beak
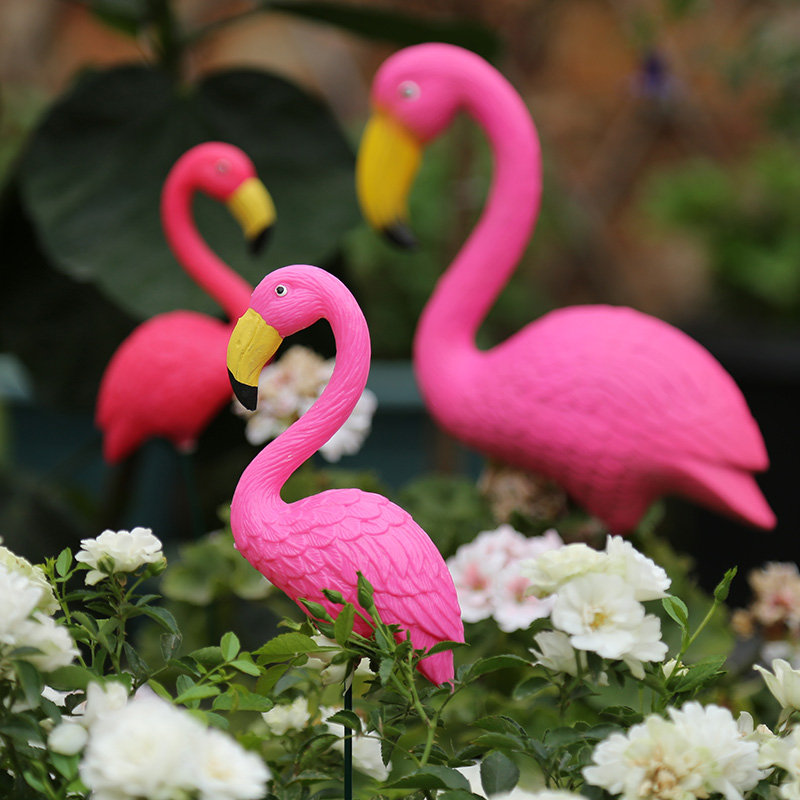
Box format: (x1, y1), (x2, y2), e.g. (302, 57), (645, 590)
(356, 110), (422, 248)
(226, 177), (277, 254)
(227, 308), (284, 411)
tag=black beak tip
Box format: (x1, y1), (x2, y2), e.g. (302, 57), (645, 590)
(383, 222), (418, 251)
(248, 226), (273, 256)
(229, 369), (258, 411)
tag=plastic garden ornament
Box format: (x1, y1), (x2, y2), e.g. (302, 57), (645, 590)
(356, 43), (775, 533)
(226, 264), (464, 686)
(96, 142), (275, 463)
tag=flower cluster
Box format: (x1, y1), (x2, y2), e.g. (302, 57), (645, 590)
(75, 527), (166, 585)
(232, 344), (378, 462)
(522, 536), (670, 678)
(0, 546), (77, 674)
(447, 525), (564, 632)
(584, 702), (766, 800)
(75, 686), (270, 800)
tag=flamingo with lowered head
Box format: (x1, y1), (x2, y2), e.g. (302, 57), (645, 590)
(226, 264), (464, 685)
(356, 43), (775, 533)
(96, 142), (275, 463)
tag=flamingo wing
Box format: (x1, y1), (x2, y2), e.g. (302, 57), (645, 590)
(238, 488), (464, 684)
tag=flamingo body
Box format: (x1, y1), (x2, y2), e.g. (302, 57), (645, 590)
(227, 265), (464, 685)
(357, 44), (774, 533)
(96, 142), (274, 463)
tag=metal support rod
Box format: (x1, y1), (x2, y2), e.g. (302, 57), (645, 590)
(344, 680), (353, 800)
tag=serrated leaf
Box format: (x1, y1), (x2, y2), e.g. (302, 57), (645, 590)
(55, 548), (72, 578)
(13, 660), (43, 709)
(481, 751), (519, 796)
(175, 683), (221, 705)
(387, 765), (471, 792)
(139, 605), (180, 635)
(189, 646), (225, 668)
(147, 678), (173, 702)
(333, 603), (355, 646)
(220, 631), (240, 661)
(467, 654), (529, 680)
(673, 655), (727, 693)
(47, 664), (95, 691)
(325, 710), (362, 733)
(512, 676), (551, 700)
(231, 658), (261, 677)
(426, 640), (470, 657)
(160, 633), (181, 661)
(662, 595), (690, 631)
(50, 751), (79, 781)
(256, 633), (319, 661)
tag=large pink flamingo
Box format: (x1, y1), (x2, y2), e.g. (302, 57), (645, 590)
(226, 264), (464, 685)
(356, 44), (775, 533)
(96, 142), (275, 463)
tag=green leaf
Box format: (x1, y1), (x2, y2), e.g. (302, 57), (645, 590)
(512, 676), (551, 700)
(467, 655), (530, 680)
(387, 765), (471, 792)
(481, 751), (520, 796)
(47, 664), (96, 691)
(439, 792), (482, 800)
(175, 683), (221, 705)
(190, 646), (225, 668)
(325, 710), (362, 733)
(333, 603), (355, 646)
(55, 547), (73, 578)
(139, 605), (180, 635)
(160, 633), (182, 661)
(147, 678), (174, 702)
(673, 655), (727, 693)
(19, 67), (359, 321)
(230, 658), (261, 677)
(123, 641), (150, 678)
(220, 632), (240, 662)
(50, 751), (80, 781)
(661, 596), (690, 631)
(426, 640), (470, 657)
(256, 632), (319, 661)
(213, 687), (273, 713)
(268, 1), (500, 60)
(472, 733), (526, 752)
(256, 664), (290, 697)
(13, 660), (43, 709)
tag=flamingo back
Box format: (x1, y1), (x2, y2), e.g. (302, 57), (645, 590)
(422, 305), (773, 532)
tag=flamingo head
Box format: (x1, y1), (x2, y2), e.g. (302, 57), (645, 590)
(356, 43), (481, 248)
(168, 142), (276, 254)
(226, 265), (331, 410)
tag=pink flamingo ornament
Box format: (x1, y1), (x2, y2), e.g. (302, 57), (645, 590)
(356, 43), (775, 533)
(226, 264), (464, 685)
(96, 142), (275, 463)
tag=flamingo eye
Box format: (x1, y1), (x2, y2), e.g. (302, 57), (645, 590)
(216, 160), (230, 173)
(398, 81), (420, 100)
(275, 285), (288, 297)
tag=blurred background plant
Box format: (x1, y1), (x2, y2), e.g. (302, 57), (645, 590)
(1, 0), (799, 603)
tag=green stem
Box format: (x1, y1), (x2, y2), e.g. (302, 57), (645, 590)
(677, 598), (720, 664)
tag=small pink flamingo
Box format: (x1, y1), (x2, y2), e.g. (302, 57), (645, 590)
(356, 43), (775, 533)
(96, 142), (275, 463)
(226, 264), (464, 685)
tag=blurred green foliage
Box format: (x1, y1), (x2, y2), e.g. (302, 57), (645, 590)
(646, 141), (800, 323)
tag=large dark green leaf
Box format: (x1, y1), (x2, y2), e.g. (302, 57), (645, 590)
(268, 1), (500, 61)
(19, 66), (359, 321)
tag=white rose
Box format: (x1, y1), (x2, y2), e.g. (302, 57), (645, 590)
(262, 695), (311, 735)
(194, 726), (271, 800)
(48, 721), (88, 755)
(755, 659), (800, 711)
(520, 543), (605, 599)
(0, 547), (58, 615)
(76, 527), (164, 585)
(603, 536), (671, 601)
(551, 573), (644, 659)
(532, 630), (608, 685)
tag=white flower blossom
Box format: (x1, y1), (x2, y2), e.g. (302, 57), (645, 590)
(80, 692), (269, 800)
(603, 536), (671, 601)
(306, 635), (372, 685)
(520, 542), (606, 599)
(233, 345), (377, 462)
(332, 732), (389, 782)
(194, 726), (271, 800)
(262, 695), (311, 735)
(551, 573), (645, 659)
(48, 721), (88, 755)
(531, 630), (608, 685)
(0, 564), (77, 673)
(76, 527), (164, 585)
(584, 702), (764, 800)
(78, 681), (130, 728)
(619, 614), (669, 679)
(755, 658), (800, 711)
(0, 546), (58, 614)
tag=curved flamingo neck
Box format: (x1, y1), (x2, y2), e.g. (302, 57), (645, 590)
(414, 61), (542, 370)
(233, 287), (371, 518)
(161, 165), (252, 322)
